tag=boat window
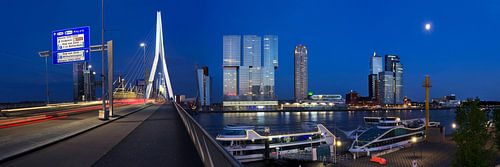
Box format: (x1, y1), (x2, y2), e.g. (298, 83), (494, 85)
(220, 129), (246, 136)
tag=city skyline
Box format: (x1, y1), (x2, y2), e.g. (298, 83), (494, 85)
(1, 0), (500, 103)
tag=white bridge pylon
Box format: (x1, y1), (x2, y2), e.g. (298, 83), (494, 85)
(145, 11), (174, 100)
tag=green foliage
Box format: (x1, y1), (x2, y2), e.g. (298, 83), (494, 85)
(494, 108), (500, 150)
(452, 99), (493, 167)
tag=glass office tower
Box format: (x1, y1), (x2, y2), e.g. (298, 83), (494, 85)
(262, 35), (278, 97)
(294, 44), (308, 102)
(369, 52), (382, 101)
(223, 36), (241, 98)
(380, 54), (404, 105)
(241, 35), (261, 96)
(379, 71), (395, 105)
(222, 35), (279, 110)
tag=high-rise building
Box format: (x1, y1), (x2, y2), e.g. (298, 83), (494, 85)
(197, 66), (211, 109)
(379, 71), (395, 105)
(262, 35), (278, 97)
(379, 54), (404, 105)
(370, 52), (383, 75)
(384, 54), (400, 72)
(368, 52), (382, 101)
(73, 62), (95, 102)
(368, 74), (379, 101)
(294, 44), (308, 102)
(222, 35), (279, 110)
(241, 35), (262, 96)
(223, 35), (240, 97)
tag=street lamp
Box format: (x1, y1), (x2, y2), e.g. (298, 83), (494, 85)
(334, 138), (342, 164)
(309, 136), (313, 149)
(140, 42), (146, 104)
(39, 53), (50, 105)
(452, 123), (457, 129)
(276, 147), (280, 159)
(412, 136), (418, 159)
(88, 65), (92, 69)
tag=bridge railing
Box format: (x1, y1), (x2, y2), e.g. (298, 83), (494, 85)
(173, 102), (242, 167)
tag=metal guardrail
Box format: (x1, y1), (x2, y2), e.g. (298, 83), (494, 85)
(173, 102), (242, 167)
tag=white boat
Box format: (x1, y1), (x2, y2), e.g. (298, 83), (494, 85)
(349, 117), (439, 157)
(216, 123), (335, 163)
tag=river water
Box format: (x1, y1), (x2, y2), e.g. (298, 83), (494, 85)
(194, 109), (457, 139)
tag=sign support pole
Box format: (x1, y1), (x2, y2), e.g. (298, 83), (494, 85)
(107, 40), (113, 117)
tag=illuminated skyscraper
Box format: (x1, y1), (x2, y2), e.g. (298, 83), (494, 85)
(368, 52), (382, 101)
(242, 35), (261, 96)
(379, 54), (404, 105)
(379, 71), (395, 105)
(370, 52), (383, 74)
(262, 35), (278, 97)
(197, 66), (211, 109)
(294, 44), (308, 102)
(222, 35), (279, 110)
(222, 35), (240, 97)
(223, 35), (278, 98)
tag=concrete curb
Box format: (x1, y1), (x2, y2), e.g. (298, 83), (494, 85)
(0, 104), (153, 164)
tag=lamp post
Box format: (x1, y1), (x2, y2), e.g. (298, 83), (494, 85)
(87, 64), (92, 101)
(140, 42), (146, 104)
(309, 136), (313, 149)
(100, 0), (107, 119)
(334, 138), (342, 164)
(41, 54), (50, 105)
(276, 147), (280, 159)
(412, 136), (417, 160)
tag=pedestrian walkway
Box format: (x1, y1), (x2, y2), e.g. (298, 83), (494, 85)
(93, 104), (202, 166)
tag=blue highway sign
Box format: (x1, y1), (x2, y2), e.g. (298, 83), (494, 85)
(51, 26), (90, 64)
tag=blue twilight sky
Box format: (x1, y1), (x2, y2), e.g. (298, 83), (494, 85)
(1, 0), (500, 103)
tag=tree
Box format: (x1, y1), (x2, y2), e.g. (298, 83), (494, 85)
(453, 99), (493, 167)
(493, 108), (500, 150)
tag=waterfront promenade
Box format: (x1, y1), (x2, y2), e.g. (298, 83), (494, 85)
(337, 139), (456, 167)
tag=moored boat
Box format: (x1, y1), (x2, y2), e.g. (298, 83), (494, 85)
(216, 123), (335, 163)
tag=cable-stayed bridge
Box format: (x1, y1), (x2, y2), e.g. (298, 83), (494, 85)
(0, 11), (241, 167)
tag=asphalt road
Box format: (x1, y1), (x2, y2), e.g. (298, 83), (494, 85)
(0, 104), (147, 162)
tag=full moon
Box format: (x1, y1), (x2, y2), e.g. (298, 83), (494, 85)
(425, 23), (432, 31)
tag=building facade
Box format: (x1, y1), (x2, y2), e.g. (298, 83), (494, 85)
(368, 52), (382, 101)
(197, 66), (211, 109)
(294, 44), (308, 102)
(73, 62), (96, 102)
(377, 54), (404, 105)
(379, 71), (395, 105)
(222, 35), (278, 110)
(222, 35), (240, 97)
(262, 35), (278, 97)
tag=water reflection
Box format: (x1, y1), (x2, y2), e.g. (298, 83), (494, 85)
(195, 109), (456, 138)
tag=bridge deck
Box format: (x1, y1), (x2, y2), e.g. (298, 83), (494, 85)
(94, 104), (202, 166)
(2, 104), (202, 166)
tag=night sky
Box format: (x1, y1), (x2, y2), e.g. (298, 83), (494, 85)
(1, 0), (500, 103)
